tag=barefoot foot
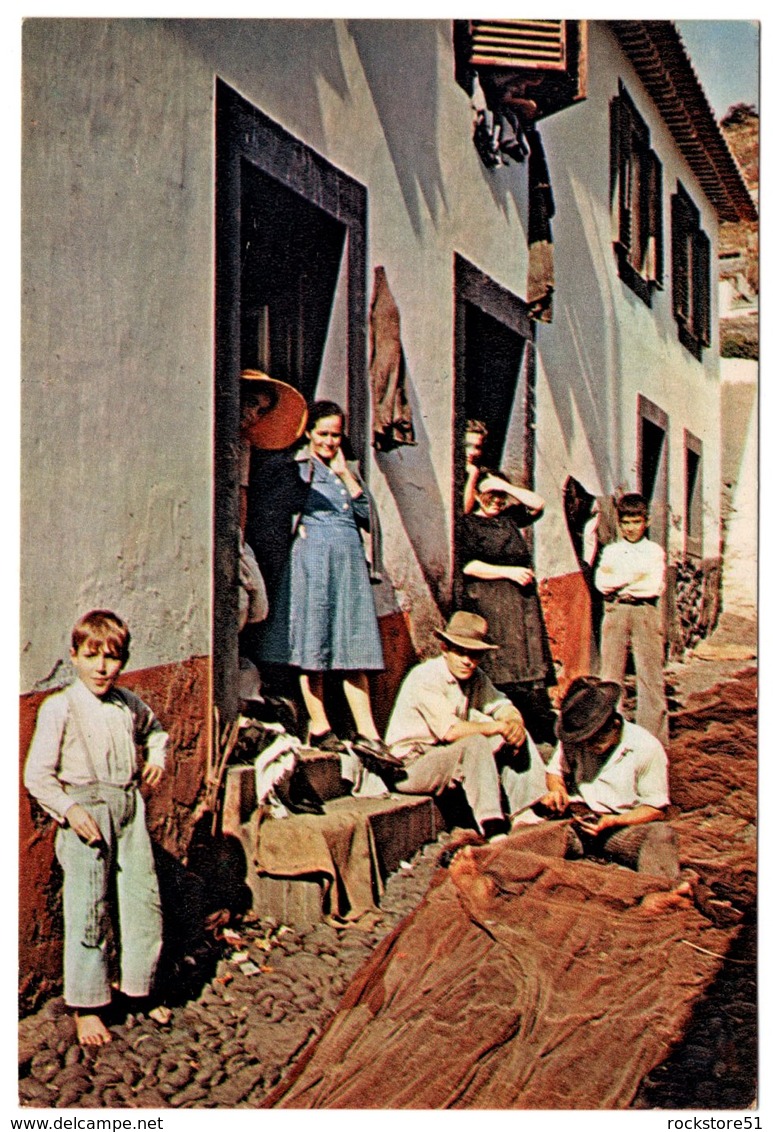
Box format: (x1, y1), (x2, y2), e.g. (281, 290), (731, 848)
(75, 1012), (112, 1047)
(638, 880), (694, 915)
(148, 1004), (172, 1025)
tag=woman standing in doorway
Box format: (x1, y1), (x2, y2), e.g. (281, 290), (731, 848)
(258, 400), (399, 768)
(458, 468), (558, 743)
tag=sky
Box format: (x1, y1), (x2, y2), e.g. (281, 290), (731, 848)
(675, 19), (760, 120)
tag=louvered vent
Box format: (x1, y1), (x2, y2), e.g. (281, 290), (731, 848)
(469, 20), (567, 70)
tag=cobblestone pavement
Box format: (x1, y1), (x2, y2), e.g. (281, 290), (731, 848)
(19, 633), (757, 1111)
(18, 825), (758, 1111)
(19, 831), (456, 1109)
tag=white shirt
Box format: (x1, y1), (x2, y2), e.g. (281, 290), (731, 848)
(385, 654), (512, 759)
(595, 536), (665, 600)
(24, 678), (168, 822)
(545, 720), (669, 813)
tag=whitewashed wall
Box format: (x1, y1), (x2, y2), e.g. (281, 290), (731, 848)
(21, 20), (215, 688)
(21, 18), (731, 688)
(721, 358), (758, 615)
(535, 22), (724, 578)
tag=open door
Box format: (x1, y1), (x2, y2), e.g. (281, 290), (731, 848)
(453, 254), (534, 587)
(214, 81), (367, 719)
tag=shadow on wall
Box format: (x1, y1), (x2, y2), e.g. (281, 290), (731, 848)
(347, 20), (449, 236)
(172, 18), (351, 150)
(375, 370), (451, 618)
(539, 111), (626, 495)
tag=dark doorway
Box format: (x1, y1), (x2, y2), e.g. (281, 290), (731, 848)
(214, 81), (367, 719)
(637, 394), (669, 550)
(240, 162), (347, 402)
(453, 255), (533, 583)
(462, 303), (527, 469)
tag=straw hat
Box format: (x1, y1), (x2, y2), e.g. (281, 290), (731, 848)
(240, 370), (308, 450)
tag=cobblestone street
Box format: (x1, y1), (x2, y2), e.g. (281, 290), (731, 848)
(19, 626), (758, 1110)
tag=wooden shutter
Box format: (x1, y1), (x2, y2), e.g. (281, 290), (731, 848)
(609, 95), (621, 210)
(616, 97), (633, 253)
(694, 228), (712, 346)
(671, 192), (690, 323)
(468, 20), (568, 69)
(648, 151), (663, 287)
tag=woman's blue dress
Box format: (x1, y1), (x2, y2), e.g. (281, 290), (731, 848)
(258, 456), (384, 672)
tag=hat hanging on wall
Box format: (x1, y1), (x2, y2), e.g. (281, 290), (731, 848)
(240, 369), (308, 450)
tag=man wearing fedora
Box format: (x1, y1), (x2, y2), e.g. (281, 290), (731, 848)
(384, 612), (556, 840)
(542, 675), (679, 879)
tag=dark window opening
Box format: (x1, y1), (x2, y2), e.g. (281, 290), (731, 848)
(637, 394), (669, 551)
(672, 183), (712, 360)
(610, 84), (663, 305)
(684, 431), (703, 559)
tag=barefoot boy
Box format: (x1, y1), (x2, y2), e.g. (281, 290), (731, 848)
(24, 610), (168, 1046)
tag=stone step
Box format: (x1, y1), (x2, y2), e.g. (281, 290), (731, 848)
(221, 764), (444, 929)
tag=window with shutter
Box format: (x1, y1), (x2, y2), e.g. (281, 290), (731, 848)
(610, 84), (663, 306)
(671, 183), (712, 360)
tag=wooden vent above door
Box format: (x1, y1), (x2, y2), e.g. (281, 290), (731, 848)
(456, 19), (587, 121)
(468, 20), (568, 70)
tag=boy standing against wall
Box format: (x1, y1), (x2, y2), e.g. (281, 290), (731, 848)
(24, 610), (169, 1046)
(595, 494), (668, 744)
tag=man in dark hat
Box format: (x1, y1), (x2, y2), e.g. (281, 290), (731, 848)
(384, 612), (556, 841)
(542, 676), (679, 879)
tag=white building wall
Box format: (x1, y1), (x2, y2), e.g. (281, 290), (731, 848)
(22, 18), (537, 682)
(21, 18), (732, 688)
(535, 22), (724, 577)
(21, 20), (216, 689)
(721, 359), (758, 615)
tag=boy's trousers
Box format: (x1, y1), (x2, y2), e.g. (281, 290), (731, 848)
(55, 783), (163, 1008)
(600, 601), (669, 745)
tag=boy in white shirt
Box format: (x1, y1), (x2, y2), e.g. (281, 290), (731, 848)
(24, 610), (169, 1046)
(595, 493), (668, 744)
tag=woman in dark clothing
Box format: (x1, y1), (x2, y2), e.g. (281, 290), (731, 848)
(458, 469), (558, 743)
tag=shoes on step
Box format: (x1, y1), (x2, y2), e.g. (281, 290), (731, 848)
(350, 735), (404, 769)
(308, 730), (347, 753)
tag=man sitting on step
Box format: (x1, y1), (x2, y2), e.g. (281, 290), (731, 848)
(540, 675), (680, 879)
(384, 612), (555, 841)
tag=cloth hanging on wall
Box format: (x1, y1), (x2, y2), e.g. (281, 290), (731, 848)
(526, 126), (555, 323)
(369, 266), (416, 452)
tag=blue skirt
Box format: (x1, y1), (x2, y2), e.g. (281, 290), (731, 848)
(258, 519), (384, 672)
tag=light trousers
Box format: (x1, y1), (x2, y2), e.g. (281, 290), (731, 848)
(55, 784), (163, 1008)
(394, 733), (505, 832)
(600, 602), (669, 744)
(394, 733), (547, 832)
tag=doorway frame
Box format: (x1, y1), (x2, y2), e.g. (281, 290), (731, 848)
(214, 79), (368, 717)
(452, 254), (535, 581)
